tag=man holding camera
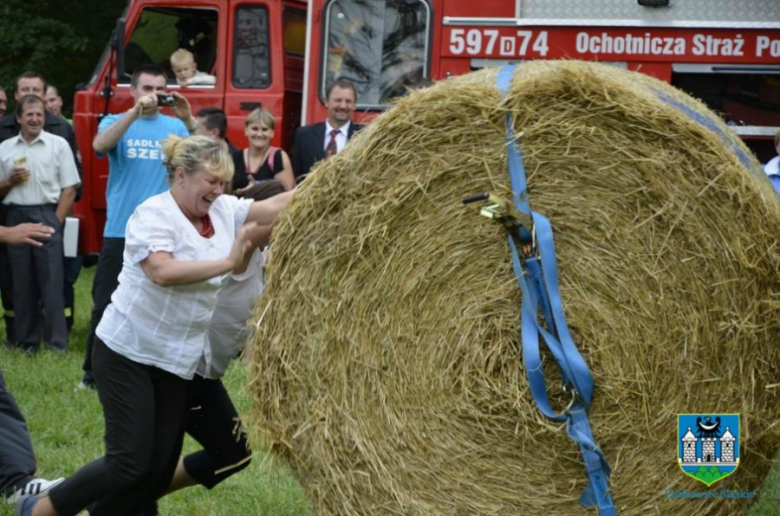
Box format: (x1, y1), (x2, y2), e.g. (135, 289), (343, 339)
(79, 64), (198, 389)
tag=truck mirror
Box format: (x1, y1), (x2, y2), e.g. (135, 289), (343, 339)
(113, 18), (126, 82)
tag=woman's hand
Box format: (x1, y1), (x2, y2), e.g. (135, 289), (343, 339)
(227, 222), (257, 269)
(234, 184), (253, 198)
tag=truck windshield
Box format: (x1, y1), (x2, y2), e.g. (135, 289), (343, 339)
(322, 0), (431, 108)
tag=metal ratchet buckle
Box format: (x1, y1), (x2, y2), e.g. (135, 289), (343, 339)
(560, 383), (579, 416)
(462, 192), (536, 257)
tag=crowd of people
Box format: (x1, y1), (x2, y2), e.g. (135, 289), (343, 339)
(0, 56), (363, 515)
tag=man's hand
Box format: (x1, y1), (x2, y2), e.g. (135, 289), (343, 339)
(133, 93), (158, 117)
(9, 167), (30, 185)
(0, 223), (54, 246)
(171, 92), (194, 127)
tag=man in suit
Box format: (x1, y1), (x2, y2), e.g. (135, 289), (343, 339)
(292, 78), (363, 182)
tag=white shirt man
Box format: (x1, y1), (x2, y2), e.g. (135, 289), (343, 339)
(0, 96), (80, 352)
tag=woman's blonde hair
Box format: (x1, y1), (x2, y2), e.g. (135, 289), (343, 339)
(244, 108), (275, 129)
(162, 135), (234, 183)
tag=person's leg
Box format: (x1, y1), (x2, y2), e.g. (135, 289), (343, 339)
(62, 256), (82, 333)
(0, 204), (17, 346)
(88, 356), (189, 516)
(179, 378), (252, 490)
(37, 208), (67, 351)
(81, 238), (125, 386)
(0, 368), (36, 498)
(7, 208), (41, 354)
(133, 377), (249, 515)
(44, 338), (158, 516)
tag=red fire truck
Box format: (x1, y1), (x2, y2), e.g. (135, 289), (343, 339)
(73, 0), (780, 258)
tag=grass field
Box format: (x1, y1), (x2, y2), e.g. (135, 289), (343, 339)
(2, 267), (780, 515)
(0, 266), (311, 516)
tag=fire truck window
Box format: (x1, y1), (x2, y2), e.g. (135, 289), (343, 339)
(233, 7), (272, 89)
(283, 9), (307, 56)
(121, 8), (218, 84)
(323, 0), (431, 107)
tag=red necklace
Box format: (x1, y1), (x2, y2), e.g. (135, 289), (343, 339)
(199, 214), (214, 238)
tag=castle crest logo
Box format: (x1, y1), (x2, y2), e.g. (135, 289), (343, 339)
(677, 414), (739, 487)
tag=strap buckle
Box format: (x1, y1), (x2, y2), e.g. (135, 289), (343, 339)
(561, 383), (579, 415)
(463, 192), (536, 257)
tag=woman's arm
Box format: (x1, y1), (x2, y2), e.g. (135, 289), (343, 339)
(141, 223), (256, 286)
(275, 151), (296, 190)
(233, 224), (274, 274)
(245, 189), (294, 226)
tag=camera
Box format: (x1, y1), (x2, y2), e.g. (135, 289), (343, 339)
(156, 93), (176, 107)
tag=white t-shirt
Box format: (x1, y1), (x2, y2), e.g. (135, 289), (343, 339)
(199, 248), (265, 379)
(96, 190), (253, 379)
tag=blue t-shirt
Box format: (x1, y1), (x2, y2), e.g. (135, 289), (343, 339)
(99, 113), (189, 237)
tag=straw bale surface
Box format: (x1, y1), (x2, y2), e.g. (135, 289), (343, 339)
(247, 61), (780, 515)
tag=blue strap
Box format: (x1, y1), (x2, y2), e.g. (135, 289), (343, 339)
(569, 408), (617, 515)
(498, 64), (617, 515)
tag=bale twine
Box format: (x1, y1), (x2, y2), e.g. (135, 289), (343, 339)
(246, 60), (780, 515)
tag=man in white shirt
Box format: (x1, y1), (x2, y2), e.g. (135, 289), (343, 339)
(0, 96), (81, 352)
(291, 78), (364, 182)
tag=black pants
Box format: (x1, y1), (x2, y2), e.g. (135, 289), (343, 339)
(0, 369), (36, 498)
(135, 376), (252, 515)
(63, 256), (82, 332)
(182, 376), (252, 489)
(82, 238), (125, 379)
(7, 205), (67, 351)
(48, 338), (188, 516)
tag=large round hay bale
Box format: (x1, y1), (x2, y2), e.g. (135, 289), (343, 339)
(247, 60), (780, 515)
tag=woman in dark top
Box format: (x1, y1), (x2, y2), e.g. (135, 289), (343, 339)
(231, 108), (295, 196)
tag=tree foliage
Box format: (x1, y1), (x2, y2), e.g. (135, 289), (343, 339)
(0, 0), (128, 116)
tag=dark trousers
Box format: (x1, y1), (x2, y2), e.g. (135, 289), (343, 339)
(63, 256), (82, 332)
(82, 238), (125, 379)
(48, 338), (188, 516)
(0, 205), (16, 345)
(182, 377), (251, 489)
(7, 205), (67, 351)
(0, 369), (37, 498)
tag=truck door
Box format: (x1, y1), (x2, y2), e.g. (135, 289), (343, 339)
(79, 2), (226, 255)
(87, 3), (225, 211)
(223, 1), (306, 150)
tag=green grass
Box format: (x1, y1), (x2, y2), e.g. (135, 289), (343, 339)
(0, 266), (311, 516)
(2, 267), (780, 514)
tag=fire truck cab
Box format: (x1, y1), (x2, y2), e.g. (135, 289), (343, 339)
(73, 0), (780, 257)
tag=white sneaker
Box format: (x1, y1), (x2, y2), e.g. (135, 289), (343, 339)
(6, 477), (64, 505)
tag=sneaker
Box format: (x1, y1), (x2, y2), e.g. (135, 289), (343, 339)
(6, 477), (64, 505)
(74, 378), (97, 392)
(14, 494), (40, 516)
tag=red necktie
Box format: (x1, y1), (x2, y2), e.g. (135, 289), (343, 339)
(326, 129), (339, 157)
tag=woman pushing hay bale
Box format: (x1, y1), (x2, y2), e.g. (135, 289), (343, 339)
(246, 60), (780, 515)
